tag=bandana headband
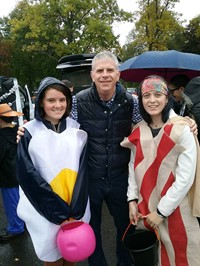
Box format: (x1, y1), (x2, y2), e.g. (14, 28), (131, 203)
(141, 77), (169, 96)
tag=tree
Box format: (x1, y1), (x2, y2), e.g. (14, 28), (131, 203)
(122, 0), (184, 59)
(0, 37), (13, 76)
(1, 0), (132, 88)
(0, 17), (13, 75)
(182, 16), (200, 54)
(9, 0), (132, 56)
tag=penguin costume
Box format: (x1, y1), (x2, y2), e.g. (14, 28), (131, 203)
(16, 77), (90, 262)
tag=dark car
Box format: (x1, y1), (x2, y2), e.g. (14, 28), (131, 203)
(56, 53), (96, 94)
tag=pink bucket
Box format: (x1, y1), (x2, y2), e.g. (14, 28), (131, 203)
(57, 221), (96, 262)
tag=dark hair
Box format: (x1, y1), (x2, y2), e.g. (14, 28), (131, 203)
(169, 74), (190, 88)
(138, 75), (173, 124)
(39, 83), (72, 119)
(61, 79), (73, 88)
(0, 116), (15, 123)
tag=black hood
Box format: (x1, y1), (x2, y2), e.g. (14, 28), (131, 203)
(34, 77), (72, 120)
(185, 76), (200, 105)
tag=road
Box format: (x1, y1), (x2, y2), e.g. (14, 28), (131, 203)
(0, 194), (117, 266)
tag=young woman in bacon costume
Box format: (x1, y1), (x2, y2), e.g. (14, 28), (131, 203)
(121, 76), (200, 266)
(16, 77), (90, 266)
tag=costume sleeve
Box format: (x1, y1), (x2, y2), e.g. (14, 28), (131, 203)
(127, 149), (139, 201)
(70, 141), (88, 219)
(157, 126), (197, 217)
(16, 129), (71, 224)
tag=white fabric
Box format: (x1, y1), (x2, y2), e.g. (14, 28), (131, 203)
(126, 112), (197, 216)
(17, 118), (90, 261)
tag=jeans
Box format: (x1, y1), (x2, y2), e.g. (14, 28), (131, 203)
(88, 177), (133, 266)
(1, 187), (24, 233)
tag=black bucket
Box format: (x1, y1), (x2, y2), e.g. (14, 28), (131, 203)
(122, 224), (158, 266)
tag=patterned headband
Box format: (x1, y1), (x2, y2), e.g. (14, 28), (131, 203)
(141, 77), (169, 95)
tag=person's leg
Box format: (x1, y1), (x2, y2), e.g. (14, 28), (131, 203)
(63, 260), (76, 266)
(105, 178), (133, 266)
(1, 187), (24, 233)
(44, 258), (63, 266)
(44, 259), (76, 266)
(88, 179), (108, 266)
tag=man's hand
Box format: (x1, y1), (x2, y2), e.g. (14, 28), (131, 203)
(186, 116), (198, 135)
(16, 126), (25, 143)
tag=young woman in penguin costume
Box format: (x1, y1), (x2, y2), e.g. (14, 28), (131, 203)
(16, 77), (90, 266)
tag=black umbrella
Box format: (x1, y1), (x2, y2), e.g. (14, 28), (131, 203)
(120, 50), (200, 82)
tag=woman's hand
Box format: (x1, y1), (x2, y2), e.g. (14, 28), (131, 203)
(143, 211), (164, 229)
(129, 201), (140, 225)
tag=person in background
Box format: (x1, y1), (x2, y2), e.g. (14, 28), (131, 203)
(168, 74), (192, 116)
(16, 51), (198, 266)
(16, 77), (90, 266)
(184, 76), (200, 143)
(61, 80), (74, 94)
(0, 103), (25, 242)
(121, 75), (200, 265)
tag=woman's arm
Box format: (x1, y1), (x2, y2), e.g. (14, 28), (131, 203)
(127, 150), (139, 224)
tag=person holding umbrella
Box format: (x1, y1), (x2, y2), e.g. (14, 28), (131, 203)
(184, 76), (200, 143)
(168, 74), (192, 116)
(121, 75), (200, 266)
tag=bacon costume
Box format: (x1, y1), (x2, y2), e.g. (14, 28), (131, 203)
(121, 110), (200, 266)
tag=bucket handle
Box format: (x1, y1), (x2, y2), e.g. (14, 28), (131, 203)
(122, 222), (160, 242)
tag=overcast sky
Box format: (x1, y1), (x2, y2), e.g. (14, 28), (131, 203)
(116, 0), (200, 44)
(1, 0), (199, 45)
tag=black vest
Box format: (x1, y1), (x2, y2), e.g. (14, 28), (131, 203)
(76, 83), (133, 180)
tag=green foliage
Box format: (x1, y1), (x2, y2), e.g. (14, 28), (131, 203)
(182, 16), (200, 54)
(0, 38), (13, 76)
(1, 0), (200, 91)
(122, 0), (184, 59)
(0, 0), (132, 89)
(9, 0), (132, 55)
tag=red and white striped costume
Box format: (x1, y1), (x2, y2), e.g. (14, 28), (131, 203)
(121, 111), (200, 266)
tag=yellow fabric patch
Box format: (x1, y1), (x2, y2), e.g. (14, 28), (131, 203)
(50, 168), (77, 204)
